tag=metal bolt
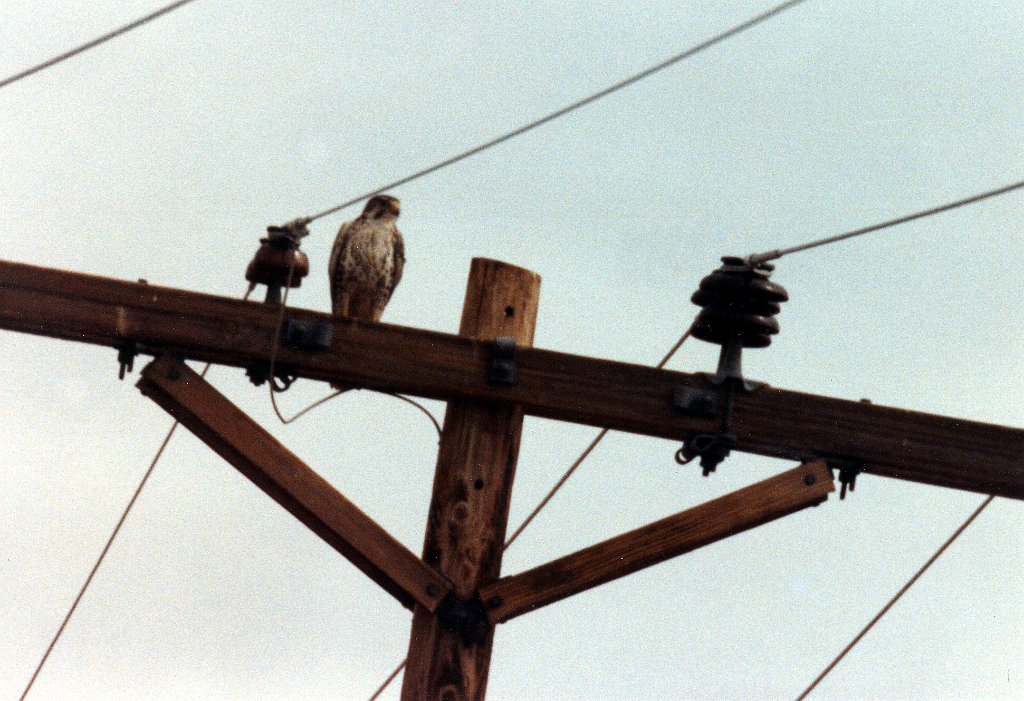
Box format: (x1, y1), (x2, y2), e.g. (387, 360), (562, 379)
(167, 366), (181, 380)
(426, 584), (439, 597)
(804, 473), (816, 486)
(486, 596), (502, 608)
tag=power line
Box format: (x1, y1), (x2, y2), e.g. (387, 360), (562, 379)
(18, 419), (183, 701)
(303, 0), (811, 225)
(747, 177), (1024, 267)
(795, 494), (995, 700)
(19, 286), (252, 701)
(19, 371), (202, 701)
(0, 0), (200, 91)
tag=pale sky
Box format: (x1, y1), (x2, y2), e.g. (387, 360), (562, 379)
(2, 1), (1022, 699)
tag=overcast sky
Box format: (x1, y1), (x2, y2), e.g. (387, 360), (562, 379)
(2, 1), (1023, 699)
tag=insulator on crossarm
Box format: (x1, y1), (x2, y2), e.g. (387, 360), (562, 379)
(675, 256), (789, 477)
(691, 256), (788, 349)
(245, 221), (311, 305)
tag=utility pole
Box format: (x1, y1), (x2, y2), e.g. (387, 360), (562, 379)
(402, 259), (539, 700)
(1, 254), (1021, 699)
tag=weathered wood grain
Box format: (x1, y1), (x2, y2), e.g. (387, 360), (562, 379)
(137, 354), (450, 612)
(401, 258), (540, 701)
(480, 461), (834, 623)
(2, 258), (1022, 499)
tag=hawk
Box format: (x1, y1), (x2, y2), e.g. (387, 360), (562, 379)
(328, 194), (405, 322)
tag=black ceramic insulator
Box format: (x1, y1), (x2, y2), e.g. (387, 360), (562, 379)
(690, 256), (788, 348)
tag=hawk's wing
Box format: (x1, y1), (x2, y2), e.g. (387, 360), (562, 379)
(389, 226), (405, 294)
(328, 220), (355, 313)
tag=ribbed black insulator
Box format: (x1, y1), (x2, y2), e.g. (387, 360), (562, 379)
(245, 237), (309, 289)
(690, 256), (788, 348)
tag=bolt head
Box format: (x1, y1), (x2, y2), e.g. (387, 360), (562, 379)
(804, 473), (817, 486)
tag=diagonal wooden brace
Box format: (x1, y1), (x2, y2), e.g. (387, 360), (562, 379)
(480, 460), (834, 623)
(137, 354), (451, 612)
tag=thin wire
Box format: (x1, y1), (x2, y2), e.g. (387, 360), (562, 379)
(504, 321), (695, 550)
(264, 255), (441, 438)
(0, 0), (200, 91)
(795, 494), (995, 701)
(367, 659), (407, 701)
(274, 388), (347, 424)
(379, 392), (443, 440)
(267, 255), (300, 425)
(306, 0), (810, 225)
(748, 177), (1024, 266)
(18, 287), (255, 701)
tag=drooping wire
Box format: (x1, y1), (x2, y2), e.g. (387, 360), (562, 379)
(0, 0), (201, 91)
(747, 177), (1024, 267)
(795, 494), (995, 700)
(263, 254), (441, 439)
(365, 321), (696, 699)
(18, 283), (255, 701)
(303, 0), (811, 227)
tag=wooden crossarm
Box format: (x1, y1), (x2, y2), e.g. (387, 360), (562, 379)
(136, 354), (451, 612)
(2, 258), (1023, 499)
(479, 461), (835, 623)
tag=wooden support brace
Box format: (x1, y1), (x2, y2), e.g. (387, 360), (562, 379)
(480, 460), (834, 624)
(137, 354), (451, 612)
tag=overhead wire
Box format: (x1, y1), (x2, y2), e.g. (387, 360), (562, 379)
(19, 283), (255, 701)
(747, 177), (1024, 266)
(795, 495), (995, 700)
(0, 0), (201, 91)
(301, 0), (811, 226)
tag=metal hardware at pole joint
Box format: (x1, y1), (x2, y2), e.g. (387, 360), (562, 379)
(436, 593), (490, 646)
(488, 336), (517, 386)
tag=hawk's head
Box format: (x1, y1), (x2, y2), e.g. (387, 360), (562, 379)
(363, 195), (401, 220)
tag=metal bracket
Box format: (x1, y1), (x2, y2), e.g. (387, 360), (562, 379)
(488, 336), (517, 386)
(244, 360), (297, 389)
(437, 593), (490, 645)
(284, 318), (333, 352)
(672, 385), (718, 418)
(709, 335), (764, 392)
(117, 341), (139, 380)
(830, 459), (864, 500)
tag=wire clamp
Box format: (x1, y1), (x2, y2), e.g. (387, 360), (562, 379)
(488, 336), (517, 386)
(675, 433), (738, 476)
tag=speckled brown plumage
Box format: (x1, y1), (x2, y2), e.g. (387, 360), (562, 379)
(328, 194), (405, 322)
